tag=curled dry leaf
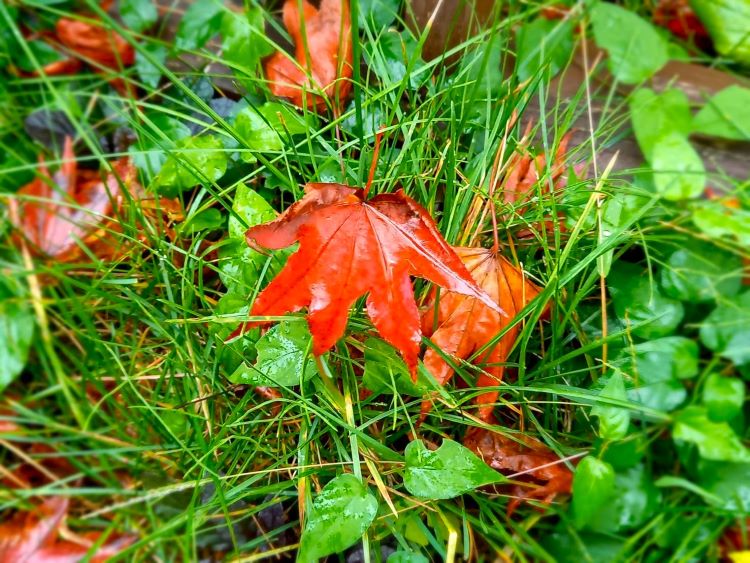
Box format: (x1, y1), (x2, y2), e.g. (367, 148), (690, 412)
(8, 137), (181, 264)
(464, 422), (572, 515)
(421, 247), (543, 422)
(231, 183), (501, 375)
(54, 17), (135, 70)
(265, 0), (353, 110)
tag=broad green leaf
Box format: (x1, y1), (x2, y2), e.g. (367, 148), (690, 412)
(672, 406), (750, 463)
(689, 0), (750, 64)
(153, 135), (228, 195)
(359, 0), (400, 30)
(228, 184), (276, 240)
(230, 321), (317, 387)
(16, 40), (66, 73)
(543, 527), (625, 563)
(136, 43), (167, 89)
(181, 208), (224, 234)
(702, 373), (745, 423)
(693, 86), (750, 140)
(629, 88), (692, 160)
(651, 133), (705, 200)
(601, 434), (647, 471)
(362, 337), (428, 396)
(298, 474), (378, 562)
(234, 103), (308, 161)
(515, 17), (574, 81)
(131, 115), (192, 178)
(586, 464), (661, 534)
(591, 371), (629, 440)
(699, 460), (750, 513)
(609, 263), (684, 340)
(660, 242), (742, 302)
(363, 31), (428, 89)
(590, 2), (668, 84)
(120, 0), (157, 32)
(572, 456), (615, 529)
(176, 0), (225, 51)
(700, 291), (750, 366)
(221, 6), (273, 74)
(692, 202), (750, 247)
(403, 439), (503, 499)
(0, 289), (35, 391)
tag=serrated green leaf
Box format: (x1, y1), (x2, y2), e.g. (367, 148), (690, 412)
(176, 0), (224, 51)
(234, 103), (308, 161)
(700, 290), (750, 366)
(362, 337), (428, 396)
(221, 6), (273, 75)
(403, 439), (503, 499)
(660, 242), (742, 302)
(153, 135), (227, 195)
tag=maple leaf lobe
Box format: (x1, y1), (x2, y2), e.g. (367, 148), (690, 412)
(240, 183), (501, 375)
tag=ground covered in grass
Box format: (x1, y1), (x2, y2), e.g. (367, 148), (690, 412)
(1, 0), (750, 561)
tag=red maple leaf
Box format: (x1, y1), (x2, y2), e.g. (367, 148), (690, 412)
(421, 247), (543, 422)
(0, 497), (134, 563)
(264, 0), (353, 110)
(8, 137), (181, 263)
(232, 184), (502, 375)
(464, 421), (572, 515)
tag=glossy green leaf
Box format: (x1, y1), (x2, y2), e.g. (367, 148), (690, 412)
(591, 371), (629, 440)
(359, 0), (400, 30)
(629, 88), (692, 160)
(362, 337), (428, 396)
(693, 86), (750, 140)
(234, 103), (308, 161)
(689, 0), (750, 64)
(609, 263), (684, 340)
(181, 208), (224, 234)
(672, 406), (750, 463)
(516, 17), (574, 81)
(572, 456), (615, 529)
(230, 321), (317, 387)
(131, 115), (192, 178)
(0, 288), (35, 391)
(403, 439), (503, 499)
(228, 184), (277, 240)
(120, 0), (158, 32)
(692, 202), (750, 247)
(586, 464), (661, 534)
(363, 31), (428, 89)
(702, 373), (745, 422)
(136, 43), (167, 89)
(298, 474), (378, 562)
(16, 40), (66, 73)
(699, 460), (750, 513)
(153, 135), (228, 194)
(660, 242), (742, 302)
(700, 291), (750, 366)
(221, 6), (273, 74)
(176, 0), (224, 51)
(651, 133), (705, 200)
(590, 2), (668, 84)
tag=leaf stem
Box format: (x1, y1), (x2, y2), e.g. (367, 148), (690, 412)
(363, 128), (384, 197)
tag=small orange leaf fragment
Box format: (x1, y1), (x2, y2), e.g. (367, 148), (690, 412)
(265, 0), (353, 110)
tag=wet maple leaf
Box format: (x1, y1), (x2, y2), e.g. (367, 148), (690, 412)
(464, 422), (572, 515)
(8, 137), (181, 263)
(0, 497), (135, 562)
(265, 0), (353, 110)
(54, 17), (135, 71)
(231, 183), (502, 375)
(421, 247), (543, 422)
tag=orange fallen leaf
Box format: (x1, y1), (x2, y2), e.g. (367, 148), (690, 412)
(231, 183), (501, 376)
(421, 247), (543, 422)
(8, 137), (181, 264)
(464, 421), (572, 515)
(265, 0), (353, 110)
